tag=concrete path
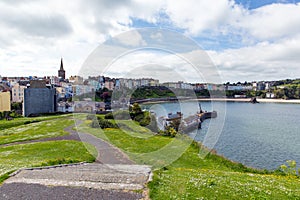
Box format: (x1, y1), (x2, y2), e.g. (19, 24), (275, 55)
(0, 183), (144, 200)
(71, 122), (135, 164)
(1, 163), (151, 199)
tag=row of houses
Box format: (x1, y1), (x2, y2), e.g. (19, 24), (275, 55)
(0, 57), (278, 116)
(0, 79), (108, 116)
(2, 73), (276, 105)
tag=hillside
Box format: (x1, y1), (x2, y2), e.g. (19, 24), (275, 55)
(78, 116), (300, 199)
(1, 114), (300, 199)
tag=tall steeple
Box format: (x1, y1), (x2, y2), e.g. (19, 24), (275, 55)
(58, 58), (66, 79)
(60, 58), (64, 70)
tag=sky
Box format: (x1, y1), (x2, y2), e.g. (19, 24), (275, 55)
(0, 0), (300, 83)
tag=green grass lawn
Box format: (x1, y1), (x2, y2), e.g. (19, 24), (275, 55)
(0, 140), (97, 183)
(0, 114), (73, 130)
(0, 118), (74, 145)
(149, 168), (300, 199)
(80, 118), (300, 199)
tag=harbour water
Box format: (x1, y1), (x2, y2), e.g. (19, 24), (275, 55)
(142, 101), (300, 170)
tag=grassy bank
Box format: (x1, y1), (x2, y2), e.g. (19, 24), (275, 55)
(0, 114), (73, 130)
(0, 115), (97, 184)
(0, 141), (97, 183)
(78, 116), (300, 199)
(150, 168), (300, 199)
(0, 118), (74, 145)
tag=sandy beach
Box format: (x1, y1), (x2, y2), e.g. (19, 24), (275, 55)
(196, 98), (300, 104)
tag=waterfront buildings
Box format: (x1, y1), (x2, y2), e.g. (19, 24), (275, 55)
(69, 75), (83, 85)
(0, 57), (298, 116)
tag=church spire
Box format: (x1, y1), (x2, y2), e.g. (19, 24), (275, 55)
(58, 58), (66, 79)
(60, 58), (64, 70)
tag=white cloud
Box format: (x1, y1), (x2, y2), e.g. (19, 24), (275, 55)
(83, 48), (221, 84)
(116, 30), (147, 47)
(164, 0), (244, 36)
(208, 35), (300, 82)
(237, 3), (300, 40)
(0, 0), (299, 83)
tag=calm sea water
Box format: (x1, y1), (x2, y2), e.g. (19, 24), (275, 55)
(142, 101), (300, 170)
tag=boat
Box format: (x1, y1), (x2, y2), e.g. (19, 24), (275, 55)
(159, 109), (217, 133)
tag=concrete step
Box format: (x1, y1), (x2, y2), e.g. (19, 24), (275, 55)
(5, 163), (152, 191)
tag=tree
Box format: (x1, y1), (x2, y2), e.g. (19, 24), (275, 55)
(131, 103), (142, 114)
(163, 126), (177, 137)
(11, 102), (22, 110)
(169, 119), (181, 132)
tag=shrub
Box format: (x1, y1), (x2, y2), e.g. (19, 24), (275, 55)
(130, 103), (142, 114)
(104, 112), (114, 119)
(159, 126), (177, 137)
(90, 117), (118, 129)
(139, 118), (150, 126)
(134, 113), (145, 122)
(99, 118), (118, 129)
(0, 111), (22, 120)
(280, 160), (297, 176)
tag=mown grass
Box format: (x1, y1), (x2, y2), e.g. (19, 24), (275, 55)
(0, 114), (72, 130)
(149, 168), (300, 199)
(80, 117), (300, 199)
(0, 140), (97, 183)
(0, 118), (74, 145)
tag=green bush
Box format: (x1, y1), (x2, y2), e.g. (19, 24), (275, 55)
(130, 102), (142, 114)
(159, 126), (177, 137)
(90, 117), (118, 129)
(280, 160), (298, 176)
(106, 106), (159, 133)
(0, 111), (22, 120)
(134, 113), (145, 122)
(139, 117), (150, 126)
(104, 112), (114, 119)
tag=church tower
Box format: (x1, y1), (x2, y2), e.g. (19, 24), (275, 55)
(58, 58), (65, 79)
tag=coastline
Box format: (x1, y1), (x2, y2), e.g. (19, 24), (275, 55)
(140, 97), (300, 104)
(196, 98), (300, 104)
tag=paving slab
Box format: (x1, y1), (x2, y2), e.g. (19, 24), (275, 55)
(5, 163), (152, 191)
(0, 183), (144, 200)
(1, 163), (151, 199)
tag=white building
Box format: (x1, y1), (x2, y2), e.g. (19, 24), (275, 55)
(12, 83), (26, 103)
(266, 93), (275, 98)
(50, 76), (60, 86)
